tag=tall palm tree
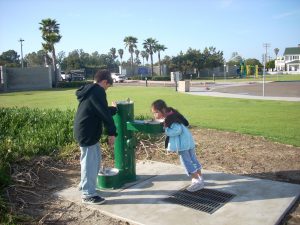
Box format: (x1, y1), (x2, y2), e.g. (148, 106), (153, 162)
(155, 44), (167, 76)
(145, 52), (149, 64)
(134, 50), (140, 65)
(143, 38), (158, 76)
(118, 49), (124, 64)
(140, 51), (147, 66)
(110, 47), (117, 60)
(274, 48), (279, 59)
(39, 18), (62, 86)
(134, 49), (140, 61)
(123, 36), (138, 75)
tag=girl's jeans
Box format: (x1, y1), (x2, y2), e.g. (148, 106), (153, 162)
(178, 148), (202, 176)
(80, 142), (101, 198)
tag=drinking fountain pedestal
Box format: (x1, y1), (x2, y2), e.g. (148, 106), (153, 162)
(97, 100), (163, 189)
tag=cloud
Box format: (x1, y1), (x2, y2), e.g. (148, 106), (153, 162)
(273, 10), (300, 19)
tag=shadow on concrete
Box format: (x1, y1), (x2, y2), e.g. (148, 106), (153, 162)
(99, 171), (300, 205)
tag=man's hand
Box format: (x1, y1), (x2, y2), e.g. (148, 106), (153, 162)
(108, 136), (115, 147)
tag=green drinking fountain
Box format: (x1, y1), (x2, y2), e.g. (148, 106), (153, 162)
(97, 99), (163, 189)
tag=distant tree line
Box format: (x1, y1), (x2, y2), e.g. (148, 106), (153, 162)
(0, 17), (275, 85)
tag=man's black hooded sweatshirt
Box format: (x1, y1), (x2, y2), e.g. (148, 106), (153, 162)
(74, 83), (117, 147)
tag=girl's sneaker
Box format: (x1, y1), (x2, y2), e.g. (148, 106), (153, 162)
(187, 178), (204, 192)
(82, 196), (106, 205)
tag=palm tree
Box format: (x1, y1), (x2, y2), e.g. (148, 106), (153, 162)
(118, 49), (124, 64)
(145, 52), (149, 64)
(110, 47), (117, 60)
(155, 44), (167, 76)
(274, 48), (279, 59)
(143, 38), (158, 76)
(39, 18), (62, 86)
(134, 49), (140, 62)
(140, 51), (147, 66)
(123, 36), (138, 75)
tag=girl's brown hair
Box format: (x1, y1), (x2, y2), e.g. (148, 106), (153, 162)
(151, 99), (168, 113)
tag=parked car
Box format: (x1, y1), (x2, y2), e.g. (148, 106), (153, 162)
(111, 73), (126, 83)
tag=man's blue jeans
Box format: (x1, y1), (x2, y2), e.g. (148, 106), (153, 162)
(79, 142), (101, 198)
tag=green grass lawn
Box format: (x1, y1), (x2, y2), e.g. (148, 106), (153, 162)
(1, 86), (299, 146)
(260, 74), (300, 81)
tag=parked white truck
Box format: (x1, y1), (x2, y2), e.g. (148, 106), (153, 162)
(111, 73), (126, 83)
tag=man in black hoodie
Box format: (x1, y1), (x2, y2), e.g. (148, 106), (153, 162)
(74, 70), (117, 205)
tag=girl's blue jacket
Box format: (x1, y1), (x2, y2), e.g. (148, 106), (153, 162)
(165, 123), (195, 152)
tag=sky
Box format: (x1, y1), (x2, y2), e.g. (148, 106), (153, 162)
(0, 0), (300, 63)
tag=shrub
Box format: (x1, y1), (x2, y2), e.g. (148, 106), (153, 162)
(152, 76), (170, 81)
(57, 81), (92, 88)
(127, 76), (152, 80)
(0, 107), (75, 184)
(0, 107), (77, 223)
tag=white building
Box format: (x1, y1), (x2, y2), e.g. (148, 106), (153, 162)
(275, 44), (300, 72)
(274, 56), (285, 71)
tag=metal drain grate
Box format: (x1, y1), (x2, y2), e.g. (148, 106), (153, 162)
(164, 188), (236, 214)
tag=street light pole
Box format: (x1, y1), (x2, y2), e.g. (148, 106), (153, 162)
(263, 53), (265, 96)
(262, 43), (270, 96)
(224, 61), (226, 81)
(19, 38), (24, 68)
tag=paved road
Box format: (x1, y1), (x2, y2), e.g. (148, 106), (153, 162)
(212, 81), (300, 97)
(116, 80), (300, 101)
(188, 81), (300, 102)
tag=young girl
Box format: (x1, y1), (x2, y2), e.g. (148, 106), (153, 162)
(151, 99), (204, 192)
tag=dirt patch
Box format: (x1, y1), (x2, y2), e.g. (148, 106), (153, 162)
(5, 128), (300, 225)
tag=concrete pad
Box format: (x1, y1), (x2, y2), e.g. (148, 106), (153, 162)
(56, 161), (300, 225)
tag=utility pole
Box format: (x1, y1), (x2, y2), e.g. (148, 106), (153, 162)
(19, 38), (24, 68)
(263, 43), (270, 96)
(224, 61), (227, 81)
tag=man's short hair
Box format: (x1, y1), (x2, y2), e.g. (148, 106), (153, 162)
(94, 70), (113, 85)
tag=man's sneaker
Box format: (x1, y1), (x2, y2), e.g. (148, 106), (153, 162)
(82, 196), (106, 205)
(186, 179), (204, 192)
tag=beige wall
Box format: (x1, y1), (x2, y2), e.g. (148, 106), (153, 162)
(0, 66), (53, 91)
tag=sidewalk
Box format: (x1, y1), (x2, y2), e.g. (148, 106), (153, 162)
(57, 161), (300, 225)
